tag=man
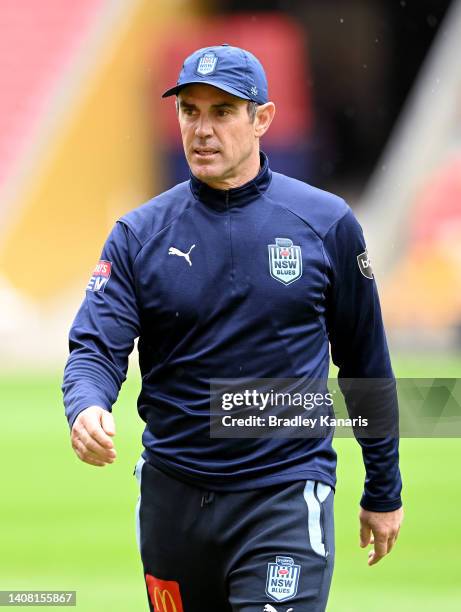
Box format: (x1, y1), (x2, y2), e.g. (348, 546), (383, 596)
(63, 44), (403, 611)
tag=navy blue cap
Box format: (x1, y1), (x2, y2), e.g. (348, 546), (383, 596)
(162, 44), (268, 104)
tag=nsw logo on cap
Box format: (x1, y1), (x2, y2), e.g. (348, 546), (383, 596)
(196, 52), (218, 76)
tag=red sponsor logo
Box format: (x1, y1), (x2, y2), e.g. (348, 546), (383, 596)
(86, 260), (112, 292)
(278, 568), (289, 575)
(145, 575), (184, 612)
(93, 260), (111, 277)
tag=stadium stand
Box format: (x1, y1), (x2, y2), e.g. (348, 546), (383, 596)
(382, 152), (461, 332)
(0, 0), (200, 365)
(0, 0), (106, 195)
(360, 0), (461, 346)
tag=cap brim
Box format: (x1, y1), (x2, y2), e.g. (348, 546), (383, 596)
(162, 80), (251, 101)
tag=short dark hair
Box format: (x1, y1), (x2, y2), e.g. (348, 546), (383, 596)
(247, 101), (258, 122)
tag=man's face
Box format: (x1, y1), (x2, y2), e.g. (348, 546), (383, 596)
(177, 84), (260, 189)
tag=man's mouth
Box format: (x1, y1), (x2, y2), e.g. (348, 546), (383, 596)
(193, 148), (219, 158)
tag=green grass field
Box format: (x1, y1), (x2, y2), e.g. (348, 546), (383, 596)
(1, 352), (460, 611)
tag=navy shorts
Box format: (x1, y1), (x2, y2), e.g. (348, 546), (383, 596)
(134, 458), (335, 612)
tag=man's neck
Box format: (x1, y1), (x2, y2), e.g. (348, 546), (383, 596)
(203, 150), (261, 191)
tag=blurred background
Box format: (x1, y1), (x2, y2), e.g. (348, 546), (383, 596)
(0, 0), (460, 610)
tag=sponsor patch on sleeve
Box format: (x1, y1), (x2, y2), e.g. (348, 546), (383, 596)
(86, 260), (112, 292)
(357, 250), (373, 279)
(145, 574), (184, 612)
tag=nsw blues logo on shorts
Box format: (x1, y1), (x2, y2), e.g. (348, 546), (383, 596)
(86, 260), (112, 292)
(265, 555), (300, 602)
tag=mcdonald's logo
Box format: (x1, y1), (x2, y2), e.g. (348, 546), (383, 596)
(145, 574), (184, 612)
(154, 588), (176, 612)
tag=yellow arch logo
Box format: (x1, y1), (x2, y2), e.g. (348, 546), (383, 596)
(153, 587), (177, 612)
(145, 573), (183, 612)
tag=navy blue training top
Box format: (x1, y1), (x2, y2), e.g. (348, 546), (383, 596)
(62, 153), (402, 512)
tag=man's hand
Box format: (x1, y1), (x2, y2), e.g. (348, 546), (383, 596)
(71, 406), (117, 467)
(359, 506), (403, 566)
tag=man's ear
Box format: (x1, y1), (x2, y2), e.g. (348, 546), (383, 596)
(254, 102), (276, 138)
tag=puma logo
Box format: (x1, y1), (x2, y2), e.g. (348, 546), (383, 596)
(168, 244), (195, 266)
(263, 605), (293, 612)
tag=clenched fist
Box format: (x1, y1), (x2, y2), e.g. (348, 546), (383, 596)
(71, 406), (117, 467)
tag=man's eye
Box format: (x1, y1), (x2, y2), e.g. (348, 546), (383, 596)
(217, 109), (230, 117)
(181, 107), (196, 117)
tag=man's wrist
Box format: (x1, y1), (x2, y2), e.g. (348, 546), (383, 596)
(67, 402), (111, 430)
(360, 495), (402, 512)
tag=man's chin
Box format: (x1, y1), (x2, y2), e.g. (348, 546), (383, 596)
(190, 161), (223, 182)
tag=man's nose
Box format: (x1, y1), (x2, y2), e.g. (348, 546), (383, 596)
(195, 115), (213, 138)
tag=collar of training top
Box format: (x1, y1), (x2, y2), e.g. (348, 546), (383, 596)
(189, 151), (272, 211)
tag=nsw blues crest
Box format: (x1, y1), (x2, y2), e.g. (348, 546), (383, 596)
(196, 52), (218, 75)
(265, 555), (301, 602)
(268, 238), (303, 285)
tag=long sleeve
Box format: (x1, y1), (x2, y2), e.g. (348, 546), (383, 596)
(323, 207), (402, 512)
(62, 221), (141, 429)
